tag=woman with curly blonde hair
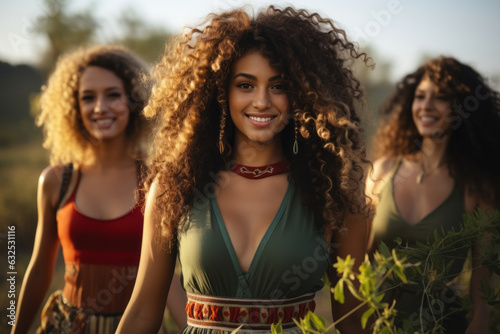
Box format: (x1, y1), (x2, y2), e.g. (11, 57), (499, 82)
(118, 5), (372, 334)
(367, 56), (500, 333)
(13, 45), (185, 334)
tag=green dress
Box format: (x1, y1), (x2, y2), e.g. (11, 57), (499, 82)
(178, 181), (330, 333)
(372, 157), (469, 332)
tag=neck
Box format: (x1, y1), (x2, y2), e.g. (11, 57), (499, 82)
(85, 136), (135, 170)
(419, 136), (448, 170)
(231, 136), (286, 166)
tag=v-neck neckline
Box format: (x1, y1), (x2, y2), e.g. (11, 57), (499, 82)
(210, 182), (292, 281)
(391, 158), (457, 226)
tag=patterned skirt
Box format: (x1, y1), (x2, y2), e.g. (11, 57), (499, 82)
(36, 291), (122, 334)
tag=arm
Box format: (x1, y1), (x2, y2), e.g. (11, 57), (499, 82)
(117, 180), (177, 333)
(465, 243), (490, 334)
(11, 166), (62, 334)
(329, 211), (371, 334)
(465, 196), (492, 334)
(365, 157), (394, 253)
(166, 272), (187, 330)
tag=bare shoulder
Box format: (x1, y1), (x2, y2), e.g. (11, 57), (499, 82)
(147, 178), (163, 203)
(144, 178), (165, 222)
(366, 156), (396, 199)
(370, 156), (396, 181)
(38, 165), (64, 208)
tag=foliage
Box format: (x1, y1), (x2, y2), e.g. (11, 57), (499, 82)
(33, 0), (172, 72)
(114, 8), (172, 64)
(270, 209), (500, 334)
(390, 209), (500, 333)
(35, 0), (99, 73)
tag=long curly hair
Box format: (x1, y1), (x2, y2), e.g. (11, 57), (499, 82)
(146, 5), (371, 248)
(37, 45), (151, 166)
(374, 56), (500, 206)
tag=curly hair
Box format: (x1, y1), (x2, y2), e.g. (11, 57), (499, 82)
(37, 45), (151, 166)
(374, 56), (500, 206)
(145, 5), (371, 248)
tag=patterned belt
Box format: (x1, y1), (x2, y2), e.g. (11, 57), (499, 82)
(185, 293), (316, 333)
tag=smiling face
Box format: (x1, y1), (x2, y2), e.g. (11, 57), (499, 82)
(412, 75), (453, 139)
(228, 50), (290, 148)
(78, 66), (130, 142)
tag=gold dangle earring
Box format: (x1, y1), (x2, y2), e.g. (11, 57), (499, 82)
(293, 113), (299, 155)
(218, 105), (227, 155)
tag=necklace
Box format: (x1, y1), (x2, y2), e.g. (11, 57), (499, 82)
(232, 160), (289, 179)
(416, 156), (446, 184)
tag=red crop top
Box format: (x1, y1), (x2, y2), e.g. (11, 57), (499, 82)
(57, 170), (143, 266)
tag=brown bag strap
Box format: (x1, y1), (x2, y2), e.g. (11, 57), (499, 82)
(57, 163), (73, 209)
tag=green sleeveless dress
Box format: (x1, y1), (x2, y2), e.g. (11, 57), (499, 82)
(372, 157), (469, 332)
(177, 181), (330, 333)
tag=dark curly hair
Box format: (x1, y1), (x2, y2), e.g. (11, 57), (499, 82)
(145, 5), (371, 248)
(374, 56), (500, 206)
(37, 45), (151, 166)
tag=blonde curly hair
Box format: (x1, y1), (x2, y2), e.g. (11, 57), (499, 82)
(37, 45), (151, 166)
(146, 5), (371, 248)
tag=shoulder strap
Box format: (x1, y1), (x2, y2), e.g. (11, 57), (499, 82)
(57, 163), (73, 209)
(135, 159), (147, 202)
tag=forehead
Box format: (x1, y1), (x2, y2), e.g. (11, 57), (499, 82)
(231, 51), (280, 78)
(79, 66), (124, 90)
(416, 75), (439, 92)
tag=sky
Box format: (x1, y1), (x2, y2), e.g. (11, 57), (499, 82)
(1, 0), (500, 86)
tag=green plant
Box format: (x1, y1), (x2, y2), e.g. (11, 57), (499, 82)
(274, 209), (500, 334)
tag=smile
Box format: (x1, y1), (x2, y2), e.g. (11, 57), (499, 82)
(420, 116), (438, 122)
(247, 115), (275, 122)
(94, 118), (116, 128)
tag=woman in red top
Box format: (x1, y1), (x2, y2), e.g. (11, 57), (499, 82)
(12, 45), (185, 334)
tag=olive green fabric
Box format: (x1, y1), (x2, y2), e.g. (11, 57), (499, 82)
(177, 181), (330, 333)
(372, 157), (469, 328)
(373, 157), (469, 278)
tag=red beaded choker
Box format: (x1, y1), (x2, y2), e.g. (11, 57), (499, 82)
(232, 161), (289, 179)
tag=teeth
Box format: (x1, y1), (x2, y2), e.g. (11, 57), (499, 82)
(95, 119), (113, 126)
(249, 116), (273, 122)
(421, 116), (436, 122)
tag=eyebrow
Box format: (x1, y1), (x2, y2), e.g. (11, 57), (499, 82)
(232, 73), (283, 81)
(80, 86), (122, 93)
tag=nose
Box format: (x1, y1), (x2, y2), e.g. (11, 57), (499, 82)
(252, 87), (271, 110)
(94, 95), (107, 113)
(421, 96), (433, 110)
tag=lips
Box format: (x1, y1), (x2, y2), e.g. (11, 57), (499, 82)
(248, 115), (274, 122)
(94, 118), (115, 129)
(245, 114), (277, 127)
(418, 115), (439, 126)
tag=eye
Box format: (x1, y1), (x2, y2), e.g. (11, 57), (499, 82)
(80, 95), (94, 102)
(108, 92), (122, 99)
(271, 82), (287, 91)
(414, 94), (425, 100)
(236, 82), (253, 90)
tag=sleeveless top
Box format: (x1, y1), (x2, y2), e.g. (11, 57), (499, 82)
(177, 181), (330, 333)
(56, 169), (143, 313)
(372, 157), (469, 279)
(57, 170), (143, 266)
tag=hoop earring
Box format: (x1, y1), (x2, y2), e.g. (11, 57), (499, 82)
(293, 114), (299, 155)
(218, 105), (227, 154)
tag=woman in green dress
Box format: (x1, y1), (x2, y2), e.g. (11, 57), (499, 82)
(367, 56), (500, 333)
(118, 5), (372, 333)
